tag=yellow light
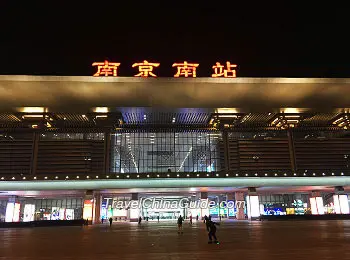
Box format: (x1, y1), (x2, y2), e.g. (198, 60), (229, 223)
(94, 107), (109, 113)
(132, 60), (160, 77)
(209, 118), (214, 124)
(217, 114), (238, 118)
(46, 122), (52, 128)
(216, 108), (238, 114)
(18, 107), (46, 113)
(31, 124), (38, 128)
(172, 61), (199, 77)
(282, 108), (300, 114)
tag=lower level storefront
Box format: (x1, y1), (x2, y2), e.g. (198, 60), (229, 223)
(1, 189), (350, 223)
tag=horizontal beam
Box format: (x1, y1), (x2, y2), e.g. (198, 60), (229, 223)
(1, 177), (350, 190)
(0, 76), (350, 111)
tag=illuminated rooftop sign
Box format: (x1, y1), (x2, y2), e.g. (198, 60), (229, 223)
(92, 60), (237, 78)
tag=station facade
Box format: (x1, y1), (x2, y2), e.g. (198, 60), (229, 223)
(0, 76), (350, 223)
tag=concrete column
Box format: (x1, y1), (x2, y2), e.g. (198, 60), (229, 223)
(227, 193), (235, 219)
(129, 193), (140, 222)
(333, 186), (349, 214)
(30, 132), (39, 175)
(246, 188), (260, 220)
(93, 192), (102, 224)
(5, 196), (20, 222)
(310, 191), (325, 215)
(83, 191), (94, 224)
(222, 130), (230, 171)
(104, 131), (111, 174)
(235, 192), (245, 220)
(200, 192), (210, 219)
(287, 129), (297, 172)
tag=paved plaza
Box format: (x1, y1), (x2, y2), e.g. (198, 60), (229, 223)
(1, 220), (350, 259)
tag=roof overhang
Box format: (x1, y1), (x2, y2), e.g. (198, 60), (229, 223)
(0, 76), (349, 112)
(1, 177), (350, 190)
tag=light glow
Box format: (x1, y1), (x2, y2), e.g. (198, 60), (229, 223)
(211, 61), (237, 78)
(132, 60), (160, 77)
(172, 61), (199, 77)
(92, 60), (120, 77)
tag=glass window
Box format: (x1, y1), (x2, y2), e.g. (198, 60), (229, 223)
(110, 131), (222, 173)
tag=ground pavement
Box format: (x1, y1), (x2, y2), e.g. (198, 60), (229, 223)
(1, 219), (350, 259)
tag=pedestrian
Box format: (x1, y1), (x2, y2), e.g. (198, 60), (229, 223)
(109, 217), (113, 227)
(205, 215), (211, 231)
(207, 219), (220, 244)
(196, 215), (199, 221)
(138, 216), (142, 224)
(157, 215), (160, 222)
(189, 215), (193, 225)
(177, 215), (184, 234)
(101, 218), (104, 224)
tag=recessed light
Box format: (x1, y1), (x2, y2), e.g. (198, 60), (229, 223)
(44, 176), (48, 179)
(186, 174), (189, 177)
(34, 177), (37, 180)
(235, 174), (239, 176)
(126, 175), (130, 178)
(66, 176), (69, 179)
(226, 174), (229, 177)
(106, 175), (109, 178)
(87, 176), (90, 179)
(55, 176), (58, 179)
(137, 175), (140, 178)
(265, 173), (268, 176)
(177, 174), (180, 177)
(216, 174), (219, 177)
(275, 174), (277, 176)
(146, 175), (149, 178)
(76, 176), (79, 179)
(12, 177), (15, 180)
(0, 177), (4, 180)
(22, 177), (26, 180)
(167, 174), (170, 177)
(157, 175), (160, 177)
(96, 176), (99, 179)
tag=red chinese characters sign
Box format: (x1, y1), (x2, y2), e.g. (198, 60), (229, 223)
(92, 60), (237, 78)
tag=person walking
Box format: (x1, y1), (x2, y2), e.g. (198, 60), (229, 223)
(138, 216), (142, 225)
(196, 215), (199, 221)
(207, 219), (220, 244)
(109, 217), (113, 227)
(157, 215), (160, 222)
(189, 215), (193, 225)
(177, 215), (184, 234)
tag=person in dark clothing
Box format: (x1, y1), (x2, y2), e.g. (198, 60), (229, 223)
(138, 216), (142, 224)
(196, 215), (199, 221)
(177, 215), (184, 234)
(204, 215), (210, 231)
(157, 215), (160, 222)
(109, 217), (113, 227)
(189, 215), (193, 224)
(207, 220), (220, 244)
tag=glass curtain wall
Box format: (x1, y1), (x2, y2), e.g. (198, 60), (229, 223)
(110, 132), (222, 173)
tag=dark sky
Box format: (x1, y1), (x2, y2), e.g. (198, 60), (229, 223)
(0, 2), (349, 77)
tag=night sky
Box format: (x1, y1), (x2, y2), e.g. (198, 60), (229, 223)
(0, 3), (349, 78)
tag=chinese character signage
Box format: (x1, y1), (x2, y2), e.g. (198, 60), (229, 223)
(92, 60), (237, 78)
